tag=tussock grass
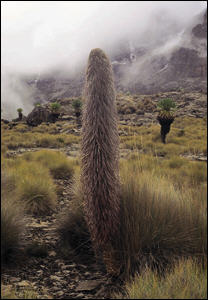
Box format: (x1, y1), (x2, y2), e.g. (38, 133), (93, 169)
(113, 258), (207, 299)
(166, 156), (186, 169)
(14, 161), (57, 215)
(22, 150), (75, 179)
(1, 284), (38, 299)
(119, 117), (207, 157)
(1, 196), (25, 263)
(127, 153), (207, 189)
(113, 163), (206, 279)
(1, 170), (17, 196)
(2, 128), (80, 150)
(56, 177), (94, 261)
(57, 159), (206, 279)
(2, 160), (57, 215)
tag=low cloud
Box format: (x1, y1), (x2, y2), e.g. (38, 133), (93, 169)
(1, 1), (206, 119)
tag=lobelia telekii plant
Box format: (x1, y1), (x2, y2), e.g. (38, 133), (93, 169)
(81, 48), (120, 274)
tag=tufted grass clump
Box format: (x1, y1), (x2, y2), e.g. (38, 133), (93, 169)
(112, 162), (207, 279)
(13, 161), (57, 215)
(113, 258), (207, 299)
(22, 150), (75, 180)
(1, 196), (25, 263)
(56, 160), (206, 279)
(1, 284), (38, 299)
(167, 156), (186, 169)
(56, 177), (94, 262)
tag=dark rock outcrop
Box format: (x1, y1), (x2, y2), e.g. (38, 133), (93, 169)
(26, 106), (51, 126)
(12, 115), (27, 122)
(192, 9), (207, 39)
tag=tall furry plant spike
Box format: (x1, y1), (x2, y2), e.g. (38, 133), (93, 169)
(81, 48), (120, 251)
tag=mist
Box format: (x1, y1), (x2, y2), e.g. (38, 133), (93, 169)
(1, 1), (206, 119)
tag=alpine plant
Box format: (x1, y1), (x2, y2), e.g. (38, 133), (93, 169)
(81, 48), (120, 258)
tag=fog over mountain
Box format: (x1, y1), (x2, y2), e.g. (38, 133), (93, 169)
(1, 1), (207, 120)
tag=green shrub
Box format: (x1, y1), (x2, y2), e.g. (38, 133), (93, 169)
(157, 98), (176, 112)
(50, 102), (61, 112)
(72, 98), (83, 111)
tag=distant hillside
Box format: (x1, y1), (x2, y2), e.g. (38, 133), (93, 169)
(22, 9), (207, 105)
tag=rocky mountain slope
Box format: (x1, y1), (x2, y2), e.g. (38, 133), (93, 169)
(24, 9), (207, 104)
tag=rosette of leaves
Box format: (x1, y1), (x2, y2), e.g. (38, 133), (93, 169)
(157, 98), (176, 144)
(72, 99), (82, 117)
(50, 102), (61, 123)
(17, 108), (23, 120)
(72, 98), (83, 125)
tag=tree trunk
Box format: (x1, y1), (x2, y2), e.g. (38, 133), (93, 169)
(157, 115), (174, 144)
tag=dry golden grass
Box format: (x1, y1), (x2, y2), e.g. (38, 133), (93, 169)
(57, 157), (207, 279)
(119, 117), (207, 158)
(22, 150), (75, 179)
(2, 159), (57, 215)
(1, 284), (38, 299)
(1, 190), (25, 263)
(113, 258), (207, 299)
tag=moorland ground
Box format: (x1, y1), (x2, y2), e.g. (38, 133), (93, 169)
(1, 92), (207, 299)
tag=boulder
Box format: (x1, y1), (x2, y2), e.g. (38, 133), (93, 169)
(26, 106), (51, 126)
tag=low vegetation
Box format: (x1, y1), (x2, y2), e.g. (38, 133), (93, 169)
(1, 284), (38, 299)
(1, 198), (25, 263)
(57, 157), (207, 280)
(114, 258), (207, 299)
(1, 93), (207, 298)
(22, 150), (75, 180)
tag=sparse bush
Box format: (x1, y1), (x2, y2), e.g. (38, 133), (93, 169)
(72, 98), (83, 119)
(50, 102), (61, 112)
(34, 102), (41, 107)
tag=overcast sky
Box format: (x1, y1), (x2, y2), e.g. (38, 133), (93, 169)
(2, 1), (206, 74)
(1, 1), (206, 119)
